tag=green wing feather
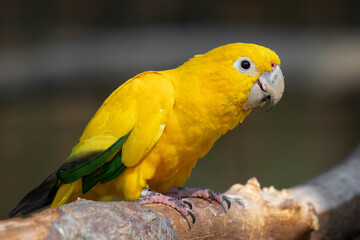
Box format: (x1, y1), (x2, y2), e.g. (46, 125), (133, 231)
(97, 151), (127, 184)
(82, 173), (98, 194)
(57, 133), (130, 184)
(82, 151), (126, 194)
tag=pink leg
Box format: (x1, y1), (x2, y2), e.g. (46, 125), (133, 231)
(133, 189), (196, 224)
(165, 187), (231, 210)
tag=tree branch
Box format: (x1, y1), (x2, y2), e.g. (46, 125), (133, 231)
(290, 143), (360, 239)
(1, 144), (359, 240)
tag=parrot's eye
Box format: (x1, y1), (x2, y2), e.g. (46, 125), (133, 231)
(233, 57), (257, 74)
(241, 60), (251, 70)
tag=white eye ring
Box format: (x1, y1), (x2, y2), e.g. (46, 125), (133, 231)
(233, 57), (257, 74)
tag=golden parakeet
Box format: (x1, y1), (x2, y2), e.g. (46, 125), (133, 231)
(10, 43), (284, 222)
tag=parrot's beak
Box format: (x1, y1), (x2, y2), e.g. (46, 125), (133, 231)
(244, 65), (284, 111)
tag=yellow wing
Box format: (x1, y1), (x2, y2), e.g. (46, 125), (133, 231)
(66, 70), (175, 176)
(52, 71), (175, 207)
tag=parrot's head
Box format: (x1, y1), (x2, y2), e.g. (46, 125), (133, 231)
(231, 43), (284, 111)
(182, 43), (285, 112)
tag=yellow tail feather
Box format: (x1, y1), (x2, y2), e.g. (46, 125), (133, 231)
(51, 180), (82, 208)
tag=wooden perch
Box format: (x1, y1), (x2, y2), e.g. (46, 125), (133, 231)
(1, 144), (360, 240)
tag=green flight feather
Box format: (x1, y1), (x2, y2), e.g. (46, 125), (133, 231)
(97, 151), (127, 184)
(82, 173), (98, 194)
(58, 133), (130, 184)
(81, 150), (127, 194)
(101, 164), (127, 184)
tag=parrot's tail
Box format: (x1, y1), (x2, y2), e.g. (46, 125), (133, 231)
(9, 172), (59, 217)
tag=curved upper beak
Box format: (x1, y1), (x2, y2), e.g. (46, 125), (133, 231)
(244, 65), (284, 111)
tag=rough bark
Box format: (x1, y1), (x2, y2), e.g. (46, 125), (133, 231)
(1, 144), (359, 240)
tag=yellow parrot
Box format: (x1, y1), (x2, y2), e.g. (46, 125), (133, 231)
(10, 43), (284, 222)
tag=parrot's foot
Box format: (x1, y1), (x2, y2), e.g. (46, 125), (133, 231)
(165, 187), (232, 212)
(133, 188), (196, 224)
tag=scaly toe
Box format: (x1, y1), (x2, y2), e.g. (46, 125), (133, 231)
(165, 187), (232, 213)
(133, 190), (196, 225)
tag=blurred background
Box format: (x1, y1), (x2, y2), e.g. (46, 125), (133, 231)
(0, 0), (359, 220)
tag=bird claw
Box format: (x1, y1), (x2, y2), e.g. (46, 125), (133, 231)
(222, 194), (231, 209)
(206, 189), (215, 199)
(134, 188), (243, 226)
(134, 189), (196, 225)
(206, 189), (231, 210)
(166, 187), (233, 212)
(182, 199), (193, 209)
(187, 209), (196, 224)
